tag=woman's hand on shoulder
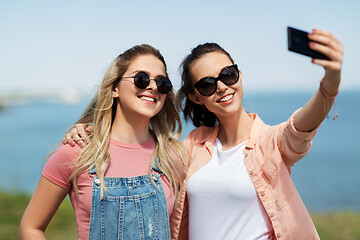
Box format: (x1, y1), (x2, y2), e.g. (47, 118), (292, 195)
(63, 123), (93, 148)
(308, 29), (343, 92)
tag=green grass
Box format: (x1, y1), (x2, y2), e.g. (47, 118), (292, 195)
(312, 211), (360, 240)
(0, 191), (77, 240)
(1, 190), (359, 239)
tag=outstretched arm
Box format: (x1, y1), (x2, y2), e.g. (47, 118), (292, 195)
(294, 29), (343, 132)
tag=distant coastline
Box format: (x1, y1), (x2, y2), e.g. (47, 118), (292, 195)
(0, 88), (88, 108)
(1, 88), (359, 108)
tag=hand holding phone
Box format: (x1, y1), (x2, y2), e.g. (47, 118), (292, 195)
(287, 27), (330, 60)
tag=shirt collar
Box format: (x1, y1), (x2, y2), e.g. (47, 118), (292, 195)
(195, 113), (265, 151)
(245, 113), (264, 150)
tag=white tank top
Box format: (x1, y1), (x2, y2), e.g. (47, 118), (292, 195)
(187, 138), (273, 240)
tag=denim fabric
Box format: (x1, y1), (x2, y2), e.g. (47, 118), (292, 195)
(88, 166), (170, 240)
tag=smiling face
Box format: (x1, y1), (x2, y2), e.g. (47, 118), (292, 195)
(188, 51), (243, 119)
(112, 54), (168, 121)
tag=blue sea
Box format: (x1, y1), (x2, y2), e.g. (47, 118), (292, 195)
(1, 91), (359, 212)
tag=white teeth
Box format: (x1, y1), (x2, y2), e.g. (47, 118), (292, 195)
(219, 94), (233, 102)
(139, 96), (155, 102)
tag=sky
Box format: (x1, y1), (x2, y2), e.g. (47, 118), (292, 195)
(1, 0), (359, 97)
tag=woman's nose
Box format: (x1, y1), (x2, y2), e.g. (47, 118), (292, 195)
(216, 80), (228, 93)
(146, 79), (158, 91)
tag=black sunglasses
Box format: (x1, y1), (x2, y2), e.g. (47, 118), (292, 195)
(193, 64), (239, 96)
(122, 71), (173, 94)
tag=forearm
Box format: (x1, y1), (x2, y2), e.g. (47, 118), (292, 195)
(293, 28), (342, 132)
(19, 227), (46, 240)
(294, 78), (339, 132)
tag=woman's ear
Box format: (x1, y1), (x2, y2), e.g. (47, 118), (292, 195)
(188, 92), (202, 105)
(112, 88), (119, 97)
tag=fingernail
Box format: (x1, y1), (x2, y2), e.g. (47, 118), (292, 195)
(310, 42), (316, 47)
(312, 29), (317, 32)
(311, 59), (315, 63)
(70, 141), (75, 147)
(79, 142), (84, 148)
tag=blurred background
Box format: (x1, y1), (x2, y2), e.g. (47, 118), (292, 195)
(0, 0), (359, 239)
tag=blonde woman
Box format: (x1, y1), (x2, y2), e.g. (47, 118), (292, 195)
(19, 44), (188, 240)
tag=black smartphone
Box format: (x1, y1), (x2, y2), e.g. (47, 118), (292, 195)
(287, 26), (330, 60)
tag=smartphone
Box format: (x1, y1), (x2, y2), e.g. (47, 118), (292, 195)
(287, 26), (330, 60)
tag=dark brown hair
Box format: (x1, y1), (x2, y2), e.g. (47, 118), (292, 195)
(176, 43), (235, 127)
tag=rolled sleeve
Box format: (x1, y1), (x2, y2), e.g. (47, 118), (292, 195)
(278, 109), (319, 166)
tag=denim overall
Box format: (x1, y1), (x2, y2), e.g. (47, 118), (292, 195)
(87, 164), (171, 240)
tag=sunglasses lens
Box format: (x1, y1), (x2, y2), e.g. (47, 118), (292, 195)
(133, 72), (150, 89)
(194, 65), (239, 96)
(194, 78), (217, 96)
(219, 65), (239, 85)
(156, 77), (173, 94)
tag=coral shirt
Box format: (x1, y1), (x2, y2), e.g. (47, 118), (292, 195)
(171, 110), (320, 240)
(42, 137), (174, 240)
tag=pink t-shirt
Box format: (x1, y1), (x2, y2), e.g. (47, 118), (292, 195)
(42, 137), (174, 240)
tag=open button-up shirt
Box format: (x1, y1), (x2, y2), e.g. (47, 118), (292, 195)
(170, 110), (320, 240)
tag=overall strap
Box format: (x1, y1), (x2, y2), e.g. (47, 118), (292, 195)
(88, 166), (96, 177)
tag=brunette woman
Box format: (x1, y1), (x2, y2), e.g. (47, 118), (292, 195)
(171, 29), (342, 240)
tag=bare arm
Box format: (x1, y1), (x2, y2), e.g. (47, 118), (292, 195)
(19, 176), (69, 239)
(294, 29), (343, 131)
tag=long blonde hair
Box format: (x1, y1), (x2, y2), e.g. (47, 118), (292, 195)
(69, 44), (188, 201)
